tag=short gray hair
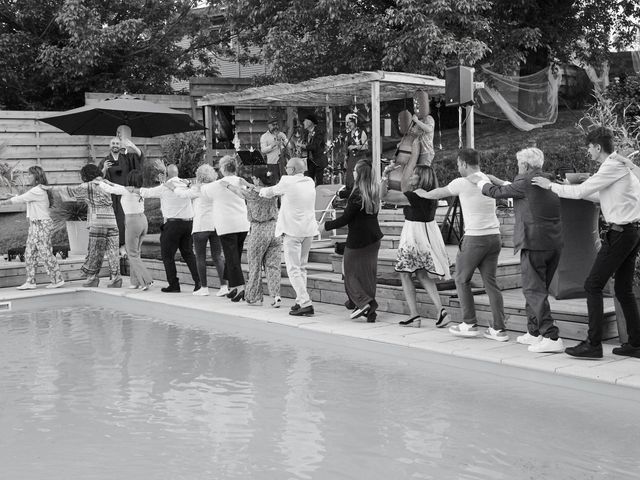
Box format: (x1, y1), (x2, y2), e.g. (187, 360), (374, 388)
(516, 147), (544, 168)
(195, 164), (217, 184)
(219, 155), (237, 174)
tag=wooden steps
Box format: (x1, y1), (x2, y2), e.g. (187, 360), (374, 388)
(0, 257), (109, 288)
(141, 258), (616, 341)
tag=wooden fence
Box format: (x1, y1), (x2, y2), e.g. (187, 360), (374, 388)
(0, 93), (198, 186)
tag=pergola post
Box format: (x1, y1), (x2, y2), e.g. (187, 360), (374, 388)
(371, 80), (381, 178)
(466, 105), (475, 149)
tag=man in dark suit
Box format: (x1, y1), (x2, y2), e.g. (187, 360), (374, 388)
(468, 147), (565, 353)
(97, 126), (144, 254)
(299, 114), (326, 185)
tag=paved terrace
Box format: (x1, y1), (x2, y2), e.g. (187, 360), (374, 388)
(2, 281), (639, 392)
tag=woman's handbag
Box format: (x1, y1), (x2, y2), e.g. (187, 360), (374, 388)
(334, 241), (346, 255)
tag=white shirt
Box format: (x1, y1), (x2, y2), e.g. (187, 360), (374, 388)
(98, 182), (145, 214)
(445, 177), (500, 236)
(9, 186), (51, 220)
(549, 154), (640, 225)
(140, 177), (194, 221)
(173, 184), (216, 233)
(260, 130), (288, 164)
(260, 174), (318, 237)
(207, 176), (250, 235)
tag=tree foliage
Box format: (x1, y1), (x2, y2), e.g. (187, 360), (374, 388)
(223, 0), (640, 82)
(0, 0), (229, 110)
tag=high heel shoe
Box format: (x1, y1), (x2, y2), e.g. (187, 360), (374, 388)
(107, 277), (122, 288)
(399, 315), (421, 328)
(231, 290), (245, 302)
(226, 288), (238, 299)
(435, 308), (450, 328)
(82, 277), (99, 287)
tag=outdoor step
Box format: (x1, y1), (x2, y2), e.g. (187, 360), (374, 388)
(331, 234), (401, 250)
(141, 258), (616, 342)
(0, 257), (110, 288)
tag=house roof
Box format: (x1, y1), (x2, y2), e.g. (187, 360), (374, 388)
(198, 71), (481, 107)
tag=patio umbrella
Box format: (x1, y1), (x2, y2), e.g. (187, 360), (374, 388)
(40, 95), (205, 137)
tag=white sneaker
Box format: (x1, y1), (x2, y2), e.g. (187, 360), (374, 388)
(484, 327), (509, 342)
(16, 282), (36, 290)
(271, 296), (282, 308)
(528, 337), (565, 353)
(216, 285), (230, 297)
(517, 332), (542, 345)
(449, 322), (480, 337)
(45, 280), (65, 289)
(193, 286), (210, 296)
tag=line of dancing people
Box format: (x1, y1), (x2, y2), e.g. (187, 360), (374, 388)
(3, 126), (639, 358)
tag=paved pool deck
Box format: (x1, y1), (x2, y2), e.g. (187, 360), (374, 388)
(2, 280), (639, 391)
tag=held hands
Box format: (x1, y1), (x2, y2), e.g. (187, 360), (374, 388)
(531, 176), (552, 190)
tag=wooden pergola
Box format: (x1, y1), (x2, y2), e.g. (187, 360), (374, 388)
(197, 70), (483, 175)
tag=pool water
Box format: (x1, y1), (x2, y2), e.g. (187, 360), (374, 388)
(1, 306), (638, 479)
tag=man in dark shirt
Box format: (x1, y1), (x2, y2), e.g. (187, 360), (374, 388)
(97, 127), (144, 255)
(298, 114), (326, 185)
(469, 147), (565, 353)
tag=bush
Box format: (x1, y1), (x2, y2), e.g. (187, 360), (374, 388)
(432, 137), (592, 188)
(604, 75), (640, 123)
(161, 132), (207, 179)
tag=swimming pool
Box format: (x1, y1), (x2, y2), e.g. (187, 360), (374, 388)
(1, 303), (639, 479)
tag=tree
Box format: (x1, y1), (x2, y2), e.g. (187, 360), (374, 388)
(222, 0), (640, 82)
(0, 0), (229, 110)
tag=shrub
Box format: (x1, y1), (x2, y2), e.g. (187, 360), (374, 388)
(161, 132), (207, 179)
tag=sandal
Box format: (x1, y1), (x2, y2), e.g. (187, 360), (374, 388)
(435, 308), (451, 328)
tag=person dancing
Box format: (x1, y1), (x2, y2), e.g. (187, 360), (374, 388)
(227, 168), (283, 307)
(49, 164), (121, 288)
(0, 166), (64, 290)
(382, 157), (450, 327)
(322, 160), (382, 322)
(166, 164), (229, 297)
(99, 170), (154, 290)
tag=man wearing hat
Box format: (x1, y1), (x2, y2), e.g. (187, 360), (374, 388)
(343, 113), (369, 193)
(299, 114), (327, 185)
(260, 113), (289, 181)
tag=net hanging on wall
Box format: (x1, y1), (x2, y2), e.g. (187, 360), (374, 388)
(475, 66), (562, 132)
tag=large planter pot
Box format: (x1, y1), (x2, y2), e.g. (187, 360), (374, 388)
(613, 286), (640, 344)
(66, 220), (89, 257)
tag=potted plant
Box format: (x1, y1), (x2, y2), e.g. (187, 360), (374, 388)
(0, 161), (28, 211)
(50, 201), (89, 256)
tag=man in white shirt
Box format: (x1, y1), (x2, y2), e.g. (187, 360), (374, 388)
(532, 127), (640, 359)
(140, 164), (200, 293)
(260, 114), (288, 181)
(260, 157), (318, 315)
(415, 149), (507, 341)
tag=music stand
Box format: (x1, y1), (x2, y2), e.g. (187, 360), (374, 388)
(440, 197), (464, 245)
(237, 150), (265, 166)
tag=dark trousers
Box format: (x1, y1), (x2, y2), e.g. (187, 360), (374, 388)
(160, 220), (199, 288)
(306, 160), (324, 185)
(192, 231), (226, 288)
(219, 231), (248, 288)
(585, 225), (640, 346)
(520, 249), (562, 339)
(112, 194), (126, 247)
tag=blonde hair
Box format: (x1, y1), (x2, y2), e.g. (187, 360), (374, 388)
(196, 164), (217, 183)
(516, 147), (544, 168)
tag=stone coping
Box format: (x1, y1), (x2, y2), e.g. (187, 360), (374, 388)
(1, 281), (639, 396)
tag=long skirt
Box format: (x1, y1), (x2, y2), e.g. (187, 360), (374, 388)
(343, 240), (380, 311)
(395, 220), (450, 279)
(81, 226), (120, 278)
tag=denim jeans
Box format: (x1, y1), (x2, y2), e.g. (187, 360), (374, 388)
(454, 234), (506, 329)
(585, 225), (640, 346)
(192, 231), (226, 288)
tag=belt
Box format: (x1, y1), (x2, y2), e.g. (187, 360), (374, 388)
(165, 218), (193, 222)
(608, 222), (640, 232)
